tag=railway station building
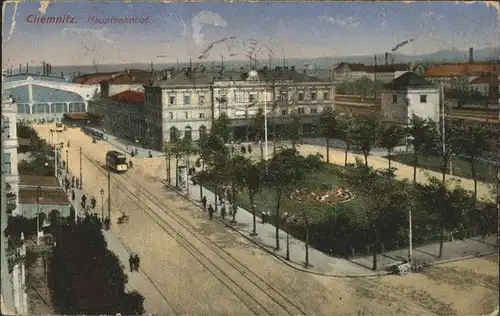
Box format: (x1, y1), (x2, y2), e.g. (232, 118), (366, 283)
(89, 66), (335, 150)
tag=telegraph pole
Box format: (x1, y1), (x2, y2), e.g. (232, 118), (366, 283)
(79, 146), (83, 189)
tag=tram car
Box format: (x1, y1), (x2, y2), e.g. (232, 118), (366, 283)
(106, 150), (128, 172)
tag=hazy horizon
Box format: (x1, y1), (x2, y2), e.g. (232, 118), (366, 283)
(2, 1), (499, 68)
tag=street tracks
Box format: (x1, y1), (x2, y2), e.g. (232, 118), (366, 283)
(82, 152), (307, 316)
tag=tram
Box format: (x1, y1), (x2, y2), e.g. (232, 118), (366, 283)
(106, 150), (128, 172)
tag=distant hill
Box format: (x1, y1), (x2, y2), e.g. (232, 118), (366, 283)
(11, 47), (498, 78)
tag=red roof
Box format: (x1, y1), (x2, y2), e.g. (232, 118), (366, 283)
(110, 90), (145, 104)
(72, 72), (119, 84)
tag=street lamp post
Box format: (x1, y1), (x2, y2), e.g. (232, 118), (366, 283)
(283, 212), (290, 260)
(65, 150), (69, 173)
(36, 186), (41, 246)
(264, 87), (269, 165)
(79, 146), (83, 189)
(100, 188), (104, 221)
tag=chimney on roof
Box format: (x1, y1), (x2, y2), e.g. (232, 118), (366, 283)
(385, 52), (389, 65)
(43, 61), (46, 76)
(151, 61), (154, 72)
(19, 63), (21, 74)
(47, 63), (51, 75)
(469, 47), (473, 64)
(26, 63), (28, 73)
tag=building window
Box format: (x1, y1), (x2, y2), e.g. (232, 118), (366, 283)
(297, 107), (305, 115)
(310, 108), (317, 114)
(298, 92), (304, 101)
(169, 96), (176, 105)
(199, 95), (205, 105)
(392, 95), (398, 103)
(2, 116), (11, 138)
(249, 94), (256, 103)
(311, 92), (317, 101)
(235, 92), (244, 103)
(184, 112), (189, 119)
(281, 92), (288, 101)
(281, 109), (288, 116)
(3, 153), (11, 176)
(323, 91), (330, 100)
(183, 95), (190, 105)
(168, 112), (174, 120)
(420, 95), (427, 103)
(199, 112), (205, 119)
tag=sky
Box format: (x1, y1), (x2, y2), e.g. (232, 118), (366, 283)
(2, 1), (499, 66)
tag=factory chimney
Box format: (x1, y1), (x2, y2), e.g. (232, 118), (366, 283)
(469, 47), (474, 64)
(385, 52), (389, 65)
(26, 63), (28, 73)
(42, 61), (46, 76)
(19, 63), (21, 74)
(151, 61), (154, 72)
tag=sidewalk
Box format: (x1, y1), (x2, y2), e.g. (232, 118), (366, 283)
(57, 166), (171, 314)
(163, 174), (498, 277)
(91, 127), (164, 158)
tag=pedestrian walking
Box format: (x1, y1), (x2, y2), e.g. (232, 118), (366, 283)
(247, 144), (252, 154)
(131, 150), (135, 157)
(129, 160), (133, 168)
(81, 194), (87, 208)
(71, 190), (75, 201)
(71, 176), (75, 188)
(208, 205), (214, 220)
(129, 254), (134, 272)
(90, 197), (96, 209)
(261, 211), (266, 223)
(148, 150), (152, 158)
(221, 205), (226, 220)
(135, 255), (140, 270)
(76, 178), (80, 189)
(202, 196), (207, 211)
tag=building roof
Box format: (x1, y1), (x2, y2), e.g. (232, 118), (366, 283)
(109, 90), (145, 103)
(19, 187), (70, 205)
(423, 63), (500, 77)
(152, 68), (325, 87)
(72, 72), (119, 84)
(63, 113), (90, 120)
(103, 70), (153, 85)
(383, 72), (435, 90)
(365, 63), (410, 73)
(471, 73), (498, 84)
(334, 62), (410, 73)
(19, 175), (60, 187)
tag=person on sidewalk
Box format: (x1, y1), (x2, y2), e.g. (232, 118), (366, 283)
(261, 211), (266, 223)
(90, 197), (96, 209)
(76, 178), (80, 189)
(71, 190), (75, 201)
(129, 255), (134, 272)
(129, 160), (133, 169)
(221, 205), (226, 220)
(202, 196), (207, 211)
(71, 176), (75, 188)
(81, 194), (87, 208)
(135, 254), (140, 270)
(208, 205), (214, 220)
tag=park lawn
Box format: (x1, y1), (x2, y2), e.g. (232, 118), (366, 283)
(389, 153), (498, 183)
(208, 163), (368, 224)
